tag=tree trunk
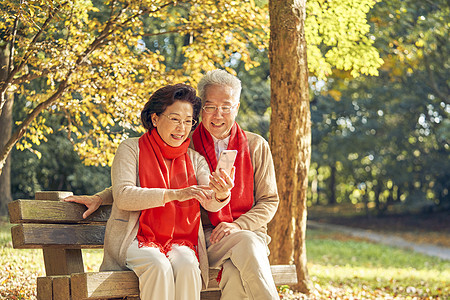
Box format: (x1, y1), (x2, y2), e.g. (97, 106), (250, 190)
(0, 44), (13, 215)
(268, 0), (311, 294)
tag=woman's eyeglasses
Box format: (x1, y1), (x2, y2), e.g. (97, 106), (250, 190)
(160, 114), (197, 127)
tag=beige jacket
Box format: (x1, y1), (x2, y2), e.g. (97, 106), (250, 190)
(98, 137), (229, 289)
(198, 131), (279, 243)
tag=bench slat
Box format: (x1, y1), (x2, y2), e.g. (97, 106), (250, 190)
(52, 276), (71, 300)
(37, 277), (53, 300)
(71, 271), (139, 300)
(8, 200), (111, 224)
(11, 224), (105, 249)
(270, 264), (298, 285)
(70, 265), (297, 299)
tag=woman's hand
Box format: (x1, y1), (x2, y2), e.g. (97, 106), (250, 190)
(164, 185), (213, 205)
(63, 195), (102, 219)
(209, 167), (235, 201)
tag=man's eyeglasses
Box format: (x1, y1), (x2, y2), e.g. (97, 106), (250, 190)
(160, 114), (197, 127)
(202, 104), (238, 114)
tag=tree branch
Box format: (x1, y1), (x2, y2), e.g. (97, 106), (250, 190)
(1, 0), (183, 174)
(8, 9), (19, 75)
(0, 79), (69, 175)
(0, 2), (68, 110)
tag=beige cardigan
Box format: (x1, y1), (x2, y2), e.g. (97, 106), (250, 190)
(98, 137), (229, 289)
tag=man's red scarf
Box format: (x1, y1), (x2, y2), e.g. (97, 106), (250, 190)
(136, 129), (200, 257)
(192, 122), (254, 226)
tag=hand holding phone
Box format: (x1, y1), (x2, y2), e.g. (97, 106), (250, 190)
(216, 150), (237, 176)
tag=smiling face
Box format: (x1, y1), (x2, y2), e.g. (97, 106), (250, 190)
(151, 100), (194, 147)
(201, 84), (240, 140)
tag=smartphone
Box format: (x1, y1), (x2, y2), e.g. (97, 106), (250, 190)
(216, 150), (237, 175)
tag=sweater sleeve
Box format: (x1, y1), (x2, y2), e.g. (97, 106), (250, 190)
(111, 138), (166, 211)
(234, 134), (279, 231)
(95, 187), (113, 205)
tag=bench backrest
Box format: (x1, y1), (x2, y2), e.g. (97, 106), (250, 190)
(9, 199), (111, 249)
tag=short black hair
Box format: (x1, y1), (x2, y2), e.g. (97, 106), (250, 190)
(141, 83), (202, 131)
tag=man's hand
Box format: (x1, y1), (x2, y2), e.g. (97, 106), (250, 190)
(210, 222), (241, 244)
(210, 167), (235, 201)
(63, 195), (102, 219)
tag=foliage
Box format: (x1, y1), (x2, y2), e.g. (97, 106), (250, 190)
(306, 0), (384, 79)
(10, 92), (111, 199)
(308, 0), (450, 212)
(0, 0), (383, 172)
(0, 0), (268, 169)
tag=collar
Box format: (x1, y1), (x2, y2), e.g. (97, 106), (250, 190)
(212, 135), (231, 159)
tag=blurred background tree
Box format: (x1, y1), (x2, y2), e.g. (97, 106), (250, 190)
(309, 0), (449, 214)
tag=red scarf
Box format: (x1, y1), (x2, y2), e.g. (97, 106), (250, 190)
(192, 122), (254, 226)
(136, 129), (200, 257)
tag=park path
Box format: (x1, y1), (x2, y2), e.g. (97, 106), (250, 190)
(307, 220), (450, 260)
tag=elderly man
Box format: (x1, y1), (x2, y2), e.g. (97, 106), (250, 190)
(65, 69), (280, 300)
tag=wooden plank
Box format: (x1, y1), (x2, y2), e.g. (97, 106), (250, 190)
(43, 248), (84, 276)
(35, 191), (73, 200)
(70, 265), (296, 299)
(37, 277), (53, 300)
(52, 276), (71, 300)
(271, 264), (298, 285)
(206, 265), (297, 289)
(207, 268), (220, 290)
(11, 224), (105, 249)
(8, 200), (111, 224)
(71, 271), (139, 300)
(201, 290), (221, 300)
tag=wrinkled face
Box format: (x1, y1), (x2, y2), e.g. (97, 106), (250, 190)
(201, 84), (240, 140)
(151, 100), (194, 147)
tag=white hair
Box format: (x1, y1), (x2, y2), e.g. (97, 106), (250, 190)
(197, 69), (242, 103)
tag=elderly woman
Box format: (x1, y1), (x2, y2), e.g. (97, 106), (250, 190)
(98, 84), (233, 300)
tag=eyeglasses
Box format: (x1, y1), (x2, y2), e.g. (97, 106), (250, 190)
(202, 104), (238, 114)
(160, 113), (197, 127)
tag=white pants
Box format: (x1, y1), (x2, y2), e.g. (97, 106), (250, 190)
(205, 229), (279, 300)
(126, 239), (202, 300)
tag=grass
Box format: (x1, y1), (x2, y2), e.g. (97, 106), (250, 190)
(1, 216), (448, 299)
(303, 228), (449, 299)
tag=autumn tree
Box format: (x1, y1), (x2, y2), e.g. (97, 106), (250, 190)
(268, 0), (383, 293)
(0, 0), (268, 212)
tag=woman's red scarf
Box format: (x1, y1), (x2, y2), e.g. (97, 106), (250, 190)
(136, 129), (200, 257)
(192, 122), (254, 226)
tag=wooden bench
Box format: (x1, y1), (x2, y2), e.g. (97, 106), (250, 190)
(8, 191), (298, 300)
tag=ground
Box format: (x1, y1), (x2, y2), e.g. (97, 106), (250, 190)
(1, 205), (449, 299)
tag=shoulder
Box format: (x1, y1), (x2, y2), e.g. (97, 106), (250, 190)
(120, 137), (140, 147)
(187, 148), (210, 182)
(244, 131), (270, 153)
(116, 137), (140, 156)
(187, 148), (207, 165)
